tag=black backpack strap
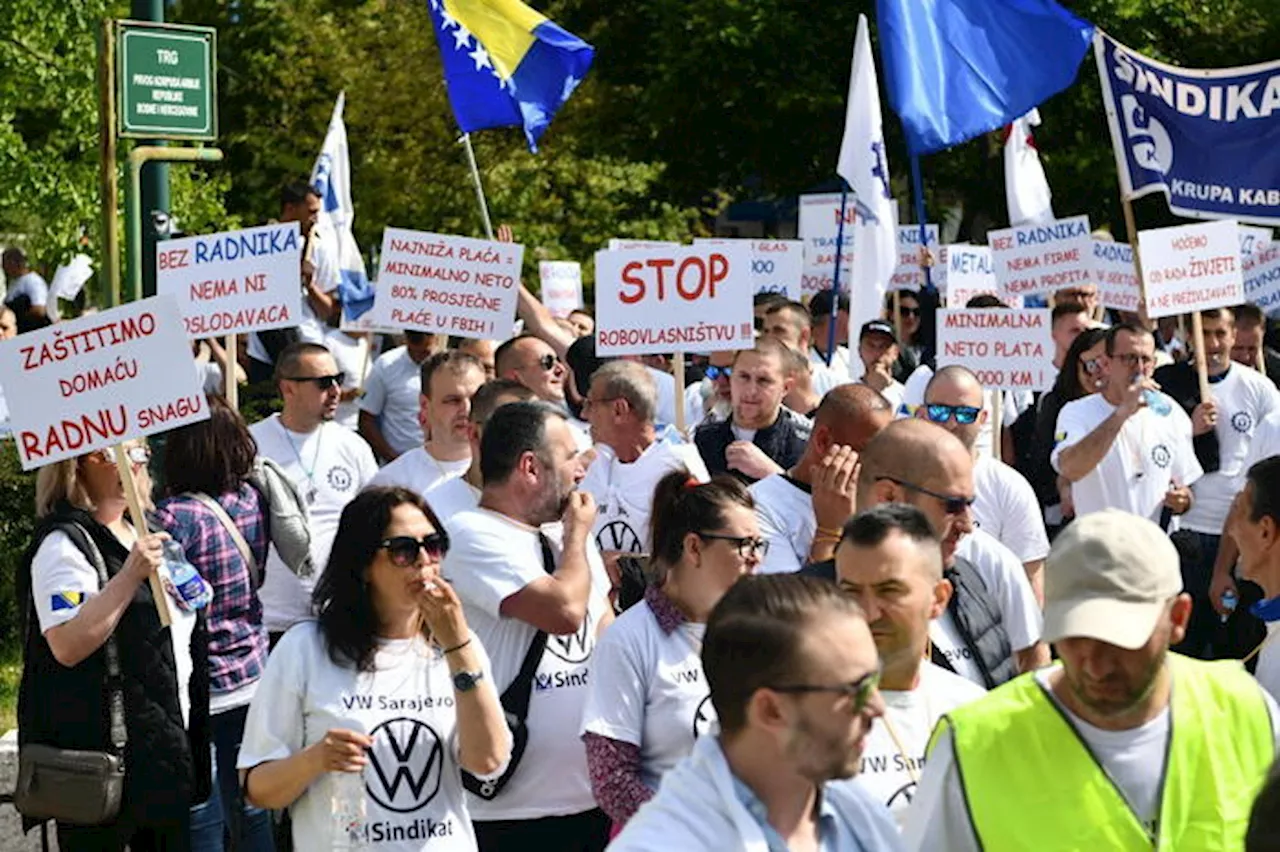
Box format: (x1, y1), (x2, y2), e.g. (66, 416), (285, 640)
(498, 533), (556, 719)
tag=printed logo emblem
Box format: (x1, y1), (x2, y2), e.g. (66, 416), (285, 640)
(886, 782), (916, 810)
(534, 672), (554, 692)
(1121, 94), (1173, 174)
(327, 465), (354, 492)
(1232, 411), (1254, 434)
(692, 695), (716, 739)
(545, 610), (594, 664)
(1151, 444), (1172, 468)
(366, 717), (444, 813)
(597, 520), (641, 554)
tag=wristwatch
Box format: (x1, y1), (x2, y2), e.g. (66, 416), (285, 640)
(452, 670), (486, 693)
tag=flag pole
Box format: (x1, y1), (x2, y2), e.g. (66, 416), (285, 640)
(826, 184), (850, 367)
(910, 154), (934, 293)
(460, 133), (496, 240)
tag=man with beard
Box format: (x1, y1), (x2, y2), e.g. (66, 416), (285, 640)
(444, 402), (615, 850)
(611, 574), (903, 851)
(249, 342), (378, 643)
(904, 509), (1280, 852)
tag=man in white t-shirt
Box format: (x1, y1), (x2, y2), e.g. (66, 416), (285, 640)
(358, 330), (441, 463)
(371, 351), (485, 496)
(833, 505), (986, 828)
(919, 366), (1050, 601)
(901, 363), (1021, 458)
(856, 320), (907, 414)
(495, 334), (569, 409)
(249, 342), (377, 641)
(443, 402), (614, 849)
(2, 246), (49, 332)
(753, 384), (893, 574)
(904, 509), (1280, 852)
(762, 300), (848, 396)
(579, 361), (708, 573)
(1053, 323), (1202, 524)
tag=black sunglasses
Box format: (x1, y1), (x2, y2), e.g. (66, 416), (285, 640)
(876, 476), (974, 515)
(898, 306), (920, 317)
(770, 669), (881, 714)
(378, 533), (450, 567)
(284, 373), (346, 390)
(533, 353), (558, 371)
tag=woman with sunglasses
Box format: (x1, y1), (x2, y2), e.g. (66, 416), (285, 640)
(581, 470), (761, 829)
(886, 289), (926, 383)
(238, 486), (509, 851)
(18, 441), (207, 850)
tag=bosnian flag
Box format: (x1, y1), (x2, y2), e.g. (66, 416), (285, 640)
(311, 92), (375, 321)
(1004, 109), (1055, 226)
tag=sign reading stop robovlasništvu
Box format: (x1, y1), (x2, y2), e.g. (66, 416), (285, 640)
(117, 21), (217, 141)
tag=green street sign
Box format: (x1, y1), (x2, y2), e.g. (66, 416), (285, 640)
(117, 21), (217, 141)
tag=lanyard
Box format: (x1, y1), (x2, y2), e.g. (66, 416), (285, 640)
(279, 418), (323, 503)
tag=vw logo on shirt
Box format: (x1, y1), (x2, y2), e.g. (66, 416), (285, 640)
(366, 717), (445, 813)
(1233, 411), (1254, 434)
(596, 521), (642, 555)
(692, 695), (716, 739)
(546, 610), (595, 664)
(1151, 444), (1172, 468)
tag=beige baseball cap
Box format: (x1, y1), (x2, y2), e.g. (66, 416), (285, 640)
(1043, 509), (1184, 650)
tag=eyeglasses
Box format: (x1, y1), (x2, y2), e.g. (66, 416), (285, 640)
(283, 373), (345, 390)
(698, 532), (769, 559)
(924, 403), (981, 425)
(1082, 357), (1103, 375)
(87, 445), (150, 466)
(534, 353), (558, 371)
(876, 476), (974, 515)
(583, 395), (622, 411)
(705, 365), (733, 380)
(899, 306), (920, 318)
(378, 533), (450, 567)
(769, 669), (881, 714)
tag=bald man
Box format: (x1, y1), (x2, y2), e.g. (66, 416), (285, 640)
(853, 420), (1046, 688)
(920, 366), (1050, 601)
(752, 384), (894, 574)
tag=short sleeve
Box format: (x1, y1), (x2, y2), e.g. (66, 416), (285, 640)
(237, 626), (310, 770)
(23, 276), (49, 307)
(1050, 401), (1089, 472)
(995, 470), (1050, 563)
(31, 531), (101, 634)
(351, 436), (379, 487)
(358, 361), (388, 416)
(679, 445), (711, 483)
(580, 618), (650, 746)
(755, 501), (803, 575)
(444, 524), (544, 618)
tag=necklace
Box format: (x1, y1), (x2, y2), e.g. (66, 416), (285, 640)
(279, 418), (323, 503)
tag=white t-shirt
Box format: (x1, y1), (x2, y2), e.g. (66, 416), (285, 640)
(750, 474), (814, 575)
(928, 611), (985, 686)
(6, 271), (49, 307)
(250, 416), (378, 632)
(32, 529), (197, 727)
(424, 477), (481, 527)
(902, 666), (1280, 852)
(360, 346), (427, 459)
(810, 346), (852, 381)
(972, 455), (1050, 564)
(811, 361), (852, 398)
(197, 361), (224, 397)
(247, 235), (341, 363)
(1256, 622), (1280, 705)
(370, 447), (471, 497)
(1242, 410), (1280, 476)
(326, 328), (374, 431)
(1182, 366), (1280, 534)
(237, 622), (498, 851)
(1051, 393), (1203, 522)
(581, 440), (709, 558)
(580, 600), (714, 790)
(954, 530), (1042, 653)
(442, 509), (613, 821)
(844, 662), (985, 829)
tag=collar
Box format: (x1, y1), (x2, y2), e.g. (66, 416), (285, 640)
(645, 583), (687, 635)
(781, 473), (812, 495)
(1207, 365), (1231, 385)
(730, 774), (833, 852)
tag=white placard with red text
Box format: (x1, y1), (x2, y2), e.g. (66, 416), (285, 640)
(945, 245), (1005, 307)
(988, 214), (1092, 303)
(693, 238), (804, 298)
(936, 309), (1054, 391)
(156, 222), (302, 339)
(1091, 241), (1141, 313)
(1243, 243), (1280, 317)
(595, 244), (754, 356)
(891, 224), (939, 292)
(798, 193), (856, 297)
(373, 228), (523, 340)
(539, 261), (583, 318)
(1138, 220), (1244, 319)
(0, 296), (209, 469)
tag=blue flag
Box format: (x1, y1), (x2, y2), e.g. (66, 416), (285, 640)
(426, 0), (594, 152)
(877, 0), (1094, 155)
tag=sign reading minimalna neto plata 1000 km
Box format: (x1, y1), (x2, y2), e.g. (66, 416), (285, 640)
(117, 21), (217, 141)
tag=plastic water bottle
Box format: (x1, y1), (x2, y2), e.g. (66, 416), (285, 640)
(1221, 589), (1239, 624)
(1143, 389), (1173, 417)
(162, 539), (212, 611)
(330, 771), (368, 851)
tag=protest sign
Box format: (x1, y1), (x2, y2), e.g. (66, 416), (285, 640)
(374, 228), (523, 340)
(595, 243), (754, 356)
(694, 238), (804, 298)
(988, 214), (1092, 302)
(890, 225), (939, 292)
(1243, 243), (1280, 317)
(936, 309), (1054, 391)
(1091, 240), (1142, 313)
(799, 193), (856, 296)
(156, 222), (302, 339)
(339, 307), (399, 336)
(944, 245), (1002, 307)
(0, 296), (209, 470)
(1138, 219), (1243, 318)
(539, 261), (584, 318)
(1240, 225), (1274, 256)
(608, 239), (679, 251)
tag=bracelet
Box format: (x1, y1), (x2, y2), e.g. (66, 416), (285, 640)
(442, 639), (472, 655)
(815, 526), (843, 540)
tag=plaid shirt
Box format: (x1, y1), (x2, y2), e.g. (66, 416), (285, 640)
(155, 482), (269, 695)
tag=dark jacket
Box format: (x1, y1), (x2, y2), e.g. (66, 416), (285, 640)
(1153, 361), (1221, 473)
(17, 504), (210, 834)
(694, 407), (812, 485)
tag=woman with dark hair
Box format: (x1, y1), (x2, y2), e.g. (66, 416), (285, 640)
(237, 487), (510, 851)
(154, 394), (274, 851)
(581, 470), (761, 828)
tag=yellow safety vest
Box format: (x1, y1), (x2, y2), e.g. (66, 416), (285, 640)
(930, 654), (1273, 851)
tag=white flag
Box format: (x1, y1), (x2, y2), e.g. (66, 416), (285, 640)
(1004, 109), (1055, 226)
(837, 15), (898, 344)
(311, 92), (375, 320)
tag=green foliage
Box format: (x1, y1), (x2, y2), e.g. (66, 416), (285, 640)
(0, 442), (37, 658)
